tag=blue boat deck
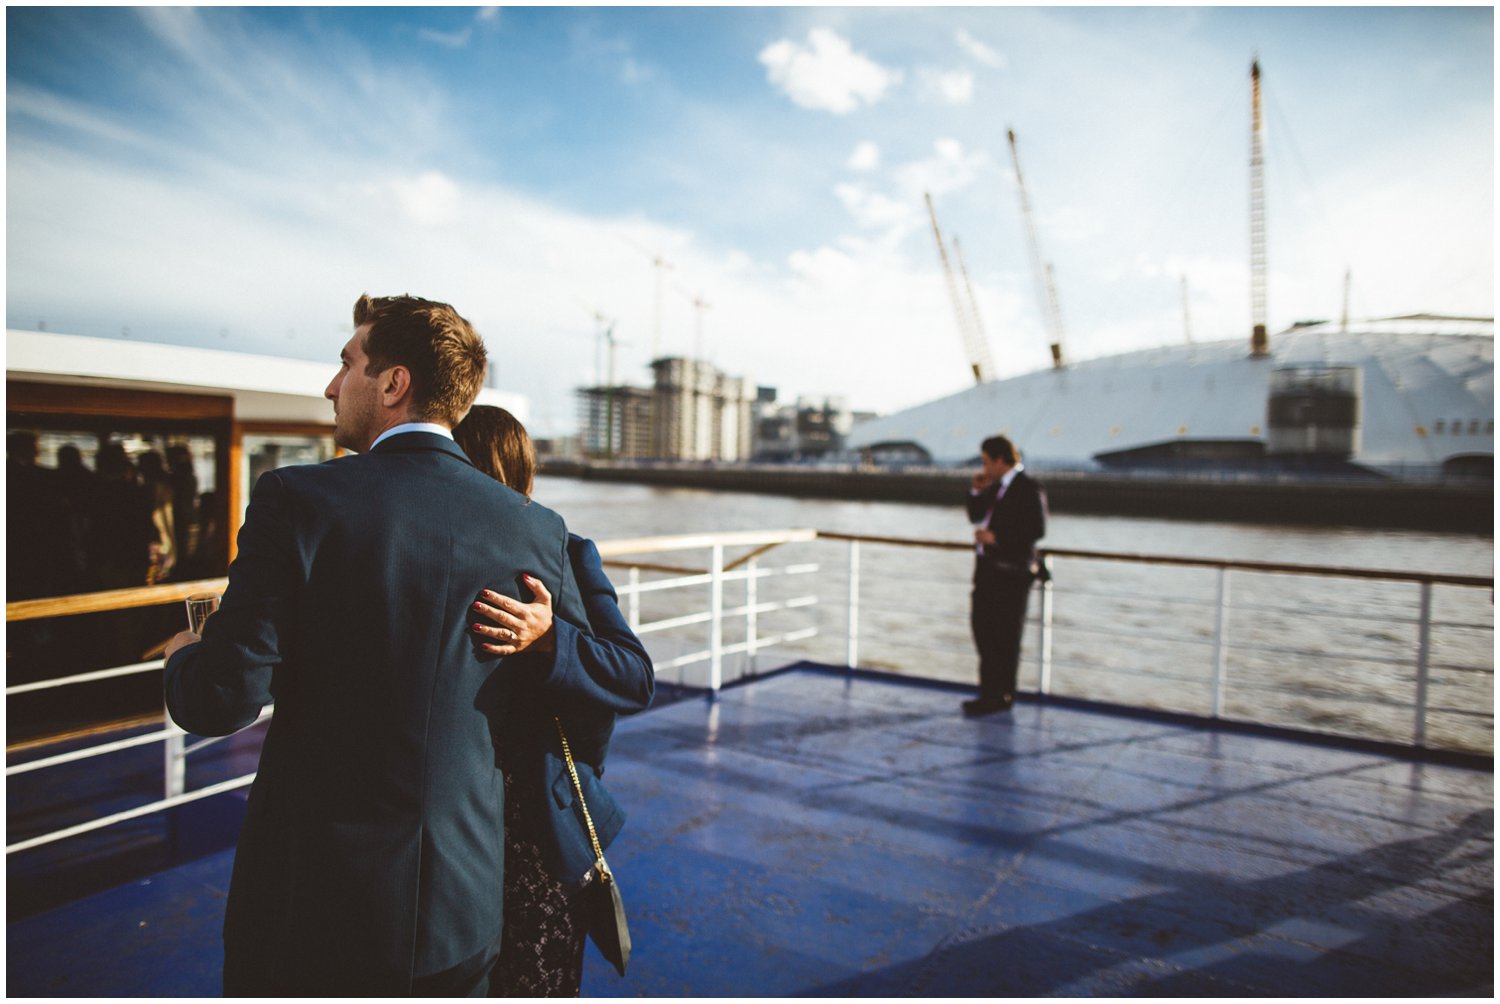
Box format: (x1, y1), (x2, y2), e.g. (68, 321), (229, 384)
(7, 666), (1494, 996)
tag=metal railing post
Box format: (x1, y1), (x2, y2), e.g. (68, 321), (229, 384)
(1037, 556), (1055, 695)
(163, 702), (185, 801)
(1414, 580), (1433, 748)
(627, 566), (640, 630)
(709, 543), (724, 698)
(846, 539), (861, 672)
(1212, 567), (1230, 719)
(746, 556), (759, 675)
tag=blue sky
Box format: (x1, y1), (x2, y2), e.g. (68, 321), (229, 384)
(7, 6), (1493, 435)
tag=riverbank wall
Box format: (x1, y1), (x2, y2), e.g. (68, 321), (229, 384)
(539, 460), (1494, 534)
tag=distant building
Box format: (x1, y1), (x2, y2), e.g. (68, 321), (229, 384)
(752, 391), (856, 460)
(577, 384), (653, 459)
(577, 357), (754, 461)
(754, 385), (796, 461)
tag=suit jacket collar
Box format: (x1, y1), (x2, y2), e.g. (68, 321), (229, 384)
(369, 430), (472, 464)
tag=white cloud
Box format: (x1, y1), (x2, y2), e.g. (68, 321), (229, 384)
(418, 8), (500, 48)
(895, 138), (990, 200)
(8, 87), (156, 150)
(758, 28), (901, 114)
(389, 171), (462, 226)
(788, 246), (861, 289)
(956, 28), (1005, 69)
(921, 68), (975, 105)
(833, 182), (916, 233)
(825, 139), (990, 253)
(847, 141), (880, 171)
(419, 27), (472, 49)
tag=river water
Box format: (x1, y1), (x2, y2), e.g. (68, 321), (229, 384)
(534, 475), (1495, 754)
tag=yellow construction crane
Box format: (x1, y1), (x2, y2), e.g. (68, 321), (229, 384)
(924, 192), (995, 384)
(1007, 128), (1067, 369)
(1249, 58), (1269, 357)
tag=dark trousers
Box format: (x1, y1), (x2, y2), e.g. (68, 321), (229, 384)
(971, 562), (1033, 701)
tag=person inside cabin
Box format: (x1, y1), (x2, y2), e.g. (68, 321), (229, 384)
(89, 442), (159, 591)
(963, 434), (1047, 715)
(166, 444), (200, 572)
(6, 431), (65, 603)
(53, 444), (97, 594)
(163, 292), (602, 995)
(453, 403), (654, 996)
(136, 451), (177, 583)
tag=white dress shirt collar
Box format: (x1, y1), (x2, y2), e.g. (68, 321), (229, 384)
(370, 422), (453, 451)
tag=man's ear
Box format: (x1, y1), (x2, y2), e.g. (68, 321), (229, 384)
(380, 366), (412, 408)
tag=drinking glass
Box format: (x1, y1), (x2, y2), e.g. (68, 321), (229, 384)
(185, 593), (220, 634)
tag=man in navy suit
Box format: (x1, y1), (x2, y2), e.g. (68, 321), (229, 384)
(964, 434), (1047, 715)
(164, 294), (591, 995)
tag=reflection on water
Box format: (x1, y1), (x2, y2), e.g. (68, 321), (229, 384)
(534, 476), (1494, 754)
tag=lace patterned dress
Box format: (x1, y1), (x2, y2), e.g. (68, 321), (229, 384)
(490, 771), (588, 997)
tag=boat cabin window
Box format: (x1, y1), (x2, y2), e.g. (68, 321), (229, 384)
(241, 433), (336, 521)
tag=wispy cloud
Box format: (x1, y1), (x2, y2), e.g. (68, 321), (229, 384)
(895, 139), (990, 202)
(8, 87), (156, 150)
(956, 28), (1005, 69)
(847, 141), (880, 171)
(920, 68), (975, 105)
(758, 28), (901, 114)
(419, 27), (473, 49)
(418, 7), (500, 49)
(621, 57), (656, 86)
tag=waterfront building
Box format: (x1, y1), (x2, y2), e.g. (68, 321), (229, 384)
(576, 383), (653, 459)
(752, 391), (857, 460)
(576, 357), (755, 461)
(647, 357), (753, 461)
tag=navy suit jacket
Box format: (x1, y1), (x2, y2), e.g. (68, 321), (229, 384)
(497, 534), (654, 885)
(966, 469), (1047, 573)
(165, 432), (592, 994)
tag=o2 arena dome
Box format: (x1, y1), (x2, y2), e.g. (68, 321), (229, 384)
(847, 315), (1493, 481)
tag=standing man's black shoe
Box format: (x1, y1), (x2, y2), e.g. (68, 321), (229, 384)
(962, 696), (1011, 716)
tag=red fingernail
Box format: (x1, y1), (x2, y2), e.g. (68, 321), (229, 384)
(472, 601), (483, 610)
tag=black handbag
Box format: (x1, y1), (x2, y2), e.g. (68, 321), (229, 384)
(555, 718), (631, 976)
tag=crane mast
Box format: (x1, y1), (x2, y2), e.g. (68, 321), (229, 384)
(924, 192), (994, 384)
(951, 236), (993, 381)
(1007, 129), (1067, 369)
(1249, 59), (1270, 356)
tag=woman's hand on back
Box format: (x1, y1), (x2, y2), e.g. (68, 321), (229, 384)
(471, 575), (556, 656)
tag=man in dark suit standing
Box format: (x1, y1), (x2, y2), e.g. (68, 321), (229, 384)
(164, 294), (591, 995)
(964, 434), (1047, 715)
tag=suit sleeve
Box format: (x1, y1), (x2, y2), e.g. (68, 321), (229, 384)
(966, 484), (994, 523)
(535, 536), (654, 714)
(164, 470), (297, 736)
(1018, 477), (1047, 545)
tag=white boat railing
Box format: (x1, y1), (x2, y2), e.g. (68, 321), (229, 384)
(6, 527), (1492, 855)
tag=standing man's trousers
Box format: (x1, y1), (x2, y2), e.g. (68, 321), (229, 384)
(970, 562), (1034, 703)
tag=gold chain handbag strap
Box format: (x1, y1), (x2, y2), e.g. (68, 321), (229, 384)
(554, 717), (612, 881)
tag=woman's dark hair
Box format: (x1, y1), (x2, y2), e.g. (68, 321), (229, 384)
(453, 404), (536, 497)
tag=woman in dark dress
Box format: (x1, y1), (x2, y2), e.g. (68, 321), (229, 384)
(454, 405), (653, 996)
